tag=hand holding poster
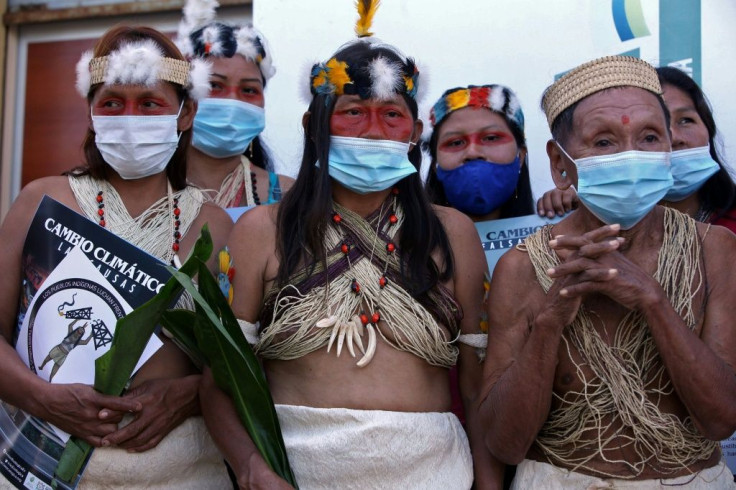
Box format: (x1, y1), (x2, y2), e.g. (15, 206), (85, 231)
(0, 196), (173, 489)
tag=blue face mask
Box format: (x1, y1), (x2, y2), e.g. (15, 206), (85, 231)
(436, 157), (521, 216)
(663, 145), (719, 202)
(557, 143), (673, 229)
(324, 136), (417, 194)
(192, 98), (265, 158)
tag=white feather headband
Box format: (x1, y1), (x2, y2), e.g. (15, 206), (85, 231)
(175, 0), (275, 82)
(75, 39), (211, 100)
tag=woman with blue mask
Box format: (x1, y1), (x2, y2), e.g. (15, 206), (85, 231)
(176, 0), (293, 209)
(427, 84), (535, 222)
(0, 26), (234, 487)
(426, 84), (533, 489)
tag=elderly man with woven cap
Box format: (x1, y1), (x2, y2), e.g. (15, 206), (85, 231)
(480, 55), (736, 489)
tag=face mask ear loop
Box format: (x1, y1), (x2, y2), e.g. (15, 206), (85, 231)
(555, 141), (577, 190)
(175, 99), (186, 141)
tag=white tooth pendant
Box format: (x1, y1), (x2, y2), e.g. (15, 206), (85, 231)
(356, 312), (380, 367)
(356, 323), (377, 367)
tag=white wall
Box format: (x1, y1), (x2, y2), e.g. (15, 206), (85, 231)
(255, 0), (736, 198)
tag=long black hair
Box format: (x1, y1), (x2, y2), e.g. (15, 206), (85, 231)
(656, 66), (736, 218)
(275, 41), (454, 297)
(426, 103), (534, 219)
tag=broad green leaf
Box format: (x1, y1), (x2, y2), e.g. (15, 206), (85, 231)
(55, 227), (213, 484)
(161, 309), (204, 367)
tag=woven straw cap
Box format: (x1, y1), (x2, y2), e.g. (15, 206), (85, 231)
(542, 55), (662, 129)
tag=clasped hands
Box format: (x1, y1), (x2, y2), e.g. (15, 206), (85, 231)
(43, 375), (199, 452)
(543, 223), (662, 324)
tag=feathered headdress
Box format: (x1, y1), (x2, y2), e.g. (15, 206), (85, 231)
(175, 0), (275, 82)
(430, 84), (525, 133)
(75, 39), (211, 100)
(307, 0), (423, 102)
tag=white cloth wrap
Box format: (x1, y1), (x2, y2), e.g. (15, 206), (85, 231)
(511, 458), (736, 489)
(275, 404), (473, 489)
(78, 417), (230, 489)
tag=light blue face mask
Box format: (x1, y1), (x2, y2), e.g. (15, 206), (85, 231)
(557, 143), (673, 229)
(192, 98), (265, 158)
(663, 145), (719, 202)
(324, 136), (417, 194)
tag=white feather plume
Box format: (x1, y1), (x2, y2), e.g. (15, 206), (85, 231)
(183, 0), (218, 28)
(413, 59), (428, 104)
(234, 26), (259, 60)
(235, 25), (276, 81)
(188, 58), (212, 100)
(202, 25), (224, 56)
(75, 50), (93, 97)
(489, 86), (505, 113)
(369, 56), (401, 101)
(105, 39), (164, 87)
(176, 0), (219, 56)
(506, 89), (521, 119)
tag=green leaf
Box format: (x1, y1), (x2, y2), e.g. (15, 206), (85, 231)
(55, 226), (214, 484)
(53, 438), (91, 484)
(161, 309), (205, 367)
(167, 260), (296, 486)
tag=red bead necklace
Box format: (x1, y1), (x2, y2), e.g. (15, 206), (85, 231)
(96, 190), (181, 253)
(332, 189), (399, 328)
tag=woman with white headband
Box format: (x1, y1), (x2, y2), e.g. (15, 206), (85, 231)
(0, 26), (233, 487)
(177, 0), (293, 210)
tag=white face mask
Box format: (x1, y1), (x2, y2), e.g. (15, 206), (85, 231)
(91, 103), (182, 180)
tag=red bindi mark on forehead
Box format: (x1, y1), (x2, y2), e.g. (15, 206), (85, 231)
(621, 114), (630, 124)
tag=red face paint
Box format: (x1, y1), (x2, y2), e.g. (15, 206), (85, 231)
(621, 114), (630, 124)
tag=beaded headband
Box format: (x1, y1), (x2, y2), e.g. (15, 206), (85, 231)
(306, 0), (422, 102)
(176, 0), (275, 81)
(542, 55), (662, 129)
(430, 84), (525, 132)
(75, 39), (211, 100)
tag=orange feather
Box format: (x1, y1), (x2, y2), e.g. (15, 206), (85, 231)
(355, 0), (380, 38)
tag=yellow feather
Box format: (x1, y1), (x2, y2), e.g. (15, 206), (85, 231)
(354, 0), (380, 38)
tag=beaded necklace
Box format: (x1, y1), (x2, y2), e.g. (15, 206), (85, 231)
(95, 182), (181, 254)
(316, 189), (399, 366)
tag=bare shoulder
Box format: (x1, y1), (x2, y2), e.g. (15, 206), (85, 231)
(232, 203), (278, 239)
(3, 177), (75, 232)
(195, 201), (233, 236)
(488, 246), (540, 306)
(699, 221), (736, 283)
(277, 174), (295, 194)
(19, 176), (74, 203)
(433, 204), (478, 238)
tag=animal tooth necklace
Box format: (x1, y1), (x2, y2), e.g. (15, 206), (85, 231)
(316, 189), (399, 367)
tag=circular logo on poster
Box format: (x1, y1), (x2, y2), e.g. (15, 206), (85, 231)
(24, 277), (125, 381)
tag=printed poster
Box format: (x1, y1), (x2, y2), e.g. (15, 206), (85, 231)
(475, 213), (562, 276)
(0, 196), (172, 489)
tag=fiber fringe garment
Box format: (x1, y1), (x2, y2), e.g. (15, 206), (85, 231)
(209, 156), (281, 208)
(523, 207), (719, 478)
(511, 458), (736, 489)
(69, 174), (203, 265)
(256, 200), (462, 367)
(67, 175), (229, 487)
(275, 404), (473, 490)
